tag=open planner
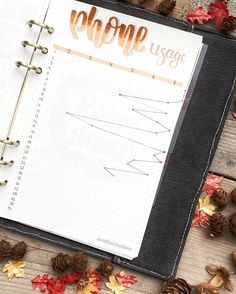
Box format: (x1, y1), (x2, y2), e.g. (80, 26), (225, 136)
(0, 0), (236, 279)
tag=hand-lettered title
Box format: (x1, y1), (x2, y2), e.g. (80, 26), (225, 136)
(70, 6), (186, 68)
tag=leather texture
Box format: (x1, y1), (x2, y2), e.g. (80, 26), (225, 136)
(0, 0), (235, 280)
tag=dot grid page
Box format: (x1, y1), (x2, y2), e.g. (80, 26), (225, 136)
(1, 0), (203, 259)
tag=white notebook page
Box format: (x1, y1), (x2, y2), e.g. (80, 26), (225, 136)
(1, 0), (203, 259)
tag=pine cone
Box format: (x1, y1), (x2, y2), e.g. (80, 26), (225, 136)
(72, 252), (88, 273)
(209, 213), (228, 237)
(158, 0), (176, 15)
(52, 253), (72, 273)
(10, 241), (27, 260)
(77, 276), (89, 290)
(220, 16), (236, 32)
(162, 278), (192, 294)
(229, 213), (236, 236)
(0, 240), (11, 260)
(231, 188), (236, 204)
(211, 188), (230, 210)
(97, 260), (113, 277)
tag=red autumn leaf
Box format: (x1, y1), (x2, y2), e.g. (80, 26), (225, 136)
(115, 271), (138, 288)
(209, 0), (229, 26)
(32, 274), (50, 293)
(186, 6), (212, 24)
(47, 278), (66, 294)
(192, 209), (209, 227)
(202, 173), (224, 196)
(60, 272), (82, 284)
(32, 272), (82, 294)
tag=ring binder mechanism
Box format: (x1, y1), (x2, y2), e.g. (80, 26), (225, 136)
(27, 20), (54, 34)
(0, 180), (7, 187)
(15, 61), (42, 74)
(0, 160), (14, 167)
(0, 139), (20, 146)
(1, 19), (53, 187)
(22, 40), (48, 54)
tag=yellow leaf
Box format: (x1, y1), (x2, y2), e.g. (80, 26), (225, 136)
(2, 260), (26, 281)
(77, 277), (99, 294)
(199, 195), (217, 216)
(106, 275), (126, 294)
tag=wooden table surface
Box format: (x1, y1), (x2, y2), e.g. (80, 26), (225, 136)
(1, 1), (236, 293)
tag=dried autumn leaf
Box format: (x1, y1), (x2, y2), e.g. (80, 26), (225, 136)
(199, 195), (217, 216)
(209, 0), (229, 26)
(206, 265), (233, 292)
(192, 209), (209, 228)
(187, 6), (212, 24)
(106, 275), (126, 294)
(196, 282), (219, 294)
(2, 260), (26, 280)
(115, 271), (137, 288)
(202, 173), (224, 196)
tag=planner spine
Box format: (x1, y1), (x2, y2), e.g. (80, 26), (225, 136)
(0, 19), (53, 187)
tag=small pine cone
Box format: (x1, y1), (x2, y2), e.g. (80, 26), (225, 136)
(97, 260), (113, 277)
(77, 276), (89, 290)
(209, 213), (228, 237)
(0, 240), (11, 260)
(158, 0), (176, 15)
(211, 188), (230, 210)
(10, 241), (27, 260)
(229, 213), (236, 236)
(52, 253), (73, 273)
(220, 16), (236, 32)
(72, 252), (88, 273)
(162, 278), (192, 294)
(231, 188), (236, 204)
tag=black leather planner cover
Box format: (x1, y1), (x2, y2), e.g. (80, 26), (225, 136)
(0, 0), (236, 280)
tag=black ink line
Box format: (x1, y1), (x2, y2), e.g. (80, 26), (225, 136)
(119, 93), (183, 104)
(104, 153), (163, 177)
(67, 113), (165, 152)
(67, 112), (161, 135)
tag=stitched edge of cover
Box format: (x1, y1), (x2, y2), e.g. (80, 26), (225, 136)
(122, 75), (236, 279)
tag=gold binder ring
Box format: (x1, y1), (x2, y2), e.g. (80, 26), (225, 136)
(0, 180), (7, 187)
(27, 20), (54, 34)
(22, 40), (48, 54)
(0, 160), (14, 167)
(16, 61), (42, 74)
(0, 139), (20, 146)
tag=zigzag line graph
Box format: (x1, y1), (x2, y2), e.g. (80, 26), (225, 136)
(67, 93), (183, 177)
(104, 153), (163, 177)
